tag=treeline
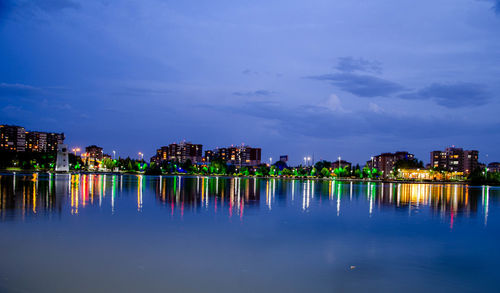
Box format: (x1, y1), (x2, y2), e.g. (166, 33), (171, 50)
(468, 168), (500, 185)
(144, 159), (383, 179)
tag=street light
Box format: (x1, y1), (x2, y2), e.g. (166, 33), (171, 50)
(269, 157), (272, 165)
(304, 157), (307, 167)
(338, 156), (341, 169)
(307, 157), (311, 167)
(138, 152), (143, 161)
(371, 156), (374, 169)
(72, 147), (81, 156)
(112, 150), (116, 160)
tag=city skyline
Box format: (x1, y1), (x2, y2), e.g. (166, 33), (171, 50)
(1, 0), (500, 165)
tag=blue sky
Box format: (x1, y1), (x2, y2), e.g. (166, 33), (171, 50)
(1, 0), (499, 165)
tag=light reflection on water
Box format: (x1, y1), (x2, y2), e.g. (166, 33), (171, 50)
(0, 173), (499, 293)
(0, 173), (492, 225)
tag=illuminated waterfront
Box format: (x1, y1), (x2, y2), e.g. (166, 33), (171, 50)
(0, 173), (498, 292)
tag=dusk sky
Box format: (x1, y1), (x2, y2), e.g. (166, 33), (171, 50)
(1, 0), (499, 165)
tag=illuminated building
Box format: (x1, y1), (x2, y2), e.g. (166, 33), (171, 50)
(397, 169), (463, 181)
(487, 162), (500, 172)
(366, 151), (415, 177)
(204, 145), (261, 166)
(332, 159), (352, 169)
(151, 141), (203, 164)
(431, 147), (479, 174)
(0, 125), (25, 152)
(25, 131), (64, 152)
(83, 145), (104, 167)
(0, 124), (64, 152)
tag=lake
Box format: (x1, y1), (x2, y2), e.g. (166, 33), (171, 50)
(0, 173), (498, 293)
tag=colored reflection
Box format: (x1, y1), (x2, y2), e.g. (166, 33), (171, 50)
(0, 174), (496, 225)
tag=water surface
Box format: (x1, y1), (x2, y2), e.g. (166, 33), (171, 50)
(0, 173), (498, 293)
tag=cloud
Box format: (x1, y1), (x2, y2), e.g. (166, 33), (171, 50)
(0, 0), (80, 22)
(308, 73), (405, 97)
(335, 57), (382, 74)
(0, 82), (42, 97)
(398, 82), (490, 108)
(207, 99), (498, 142)
(494, 0), (500, 13)
(321, 94), (347, 112)
(31, 0), (81, 12)
(233, 90), (275, 97)
(368, 102), (384, 113)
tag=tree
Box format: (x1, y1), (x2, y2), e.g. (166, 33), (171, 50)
(320, 167), (331, 178)
(314, 160), (331, 171)
(282, 168), (293, 176)
(255, 165), (270, 177)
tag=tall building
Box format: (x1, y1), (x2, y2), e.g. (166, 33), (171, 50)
(0, 125), (26, 152)
(367, 151), (415, 177)
(151, 142), (203, 164)
(25, 131), (64, 152)
(431, 147), (479, 174)
(83, 145), (104, 167)
(204, 145), (261, 166)
(0, 124), (64, 153)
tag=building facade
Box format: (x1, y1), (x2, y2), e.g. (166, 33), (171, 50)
(430, 147), (479, 174)
(83, 145), (104, 167)
(1, 124), (64, 152)
(332, 159), (352, 170)
(25, 131), (64, 152)
(488, 162), (500, 172)
(204, 145), (261, 166)
(367, 151), (415, 177)
(0, 125), (26, 152)
(152, 142), (203, 164)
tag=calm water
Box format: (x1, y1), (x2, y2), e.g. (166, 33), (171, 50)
(0, 173), (498, 293)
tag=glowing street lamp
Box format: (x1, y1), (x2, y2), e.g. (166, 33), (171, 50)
(138, 152), (143, 161)
(371, 156), (374, 169)
(269, 157), (272, 165)
(307, 157), (311, 167)
(112, 150), (116, 160)
(304, 157), (307, 167)
(72, 147), (81, 156)
(338, 156), (341, 169)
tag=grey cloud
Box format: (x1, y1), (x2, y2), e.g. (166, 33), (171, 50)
(335, 57), (382, 74)
(233, 90), (275, 97)
(399, 82), (490, 108)
(208, 100), (498, 142)
(308, 73), (405, 97)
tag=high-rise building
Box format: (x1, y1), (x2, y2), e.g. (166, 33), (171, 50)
(367, 151), (415, 177)
(430, 147), (479, 174)
(151, 142), (203, 164)
(204, 145), (261, 166)
(0, 125), (26, 152)
(83, 145), (104, 166)
(25, 131), (64, 152)
(1, 124), (64, 153)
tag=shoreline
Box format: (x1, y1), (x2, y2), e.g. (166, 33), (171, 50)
(0, 169), (473, 185)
